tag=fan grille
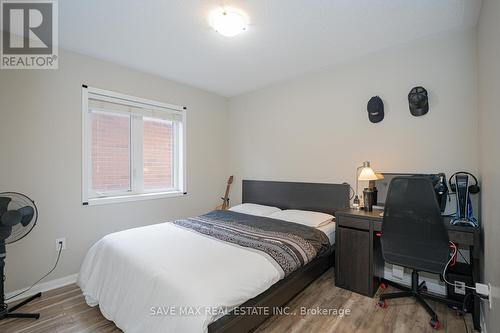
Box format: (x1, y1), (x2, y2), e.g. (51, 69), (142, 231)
(0, 192), (38, 244)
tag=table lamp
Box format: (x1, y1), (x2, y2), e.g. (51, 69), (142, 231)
(353, 161), (378, 209)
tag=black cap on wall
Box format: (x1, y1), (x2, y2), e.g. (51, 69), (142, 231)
(367, 96), (384, 123)
(408, 86), (429, 116)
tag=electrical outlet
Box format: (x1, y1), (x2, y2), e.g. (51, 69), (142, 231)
(474, 282), (493, 309)
(476, 282), (490, 296)
(475, 282), (492, 309)
(55, 238), (66, 251)
(454, 281), (466, 295)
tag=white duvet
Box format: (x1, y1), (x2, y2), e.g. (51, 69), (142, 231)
(77, 222), (284, 333)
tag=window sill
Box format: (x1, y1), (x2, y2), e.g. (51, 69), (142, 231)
(84, 191), (186, 206)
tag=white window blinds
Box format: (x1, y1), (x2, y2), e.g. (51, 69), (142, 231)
(88, 92), (184, 122)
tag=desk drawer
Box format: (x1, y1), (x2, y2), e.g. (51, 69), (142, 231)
(337, 216), (370, 230)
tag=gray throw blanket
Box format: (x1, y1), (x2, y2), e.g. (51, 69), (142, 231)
(173, 210), (330, 276)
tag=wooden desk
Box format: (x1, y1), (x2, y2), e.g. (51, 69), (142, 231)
(334, 208), (481, 330)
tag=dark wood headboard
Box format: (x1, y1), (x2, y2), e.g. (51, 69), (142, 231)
(242, 180), (350, 215)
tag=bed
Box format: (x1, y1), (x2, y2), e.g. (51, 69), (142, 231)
(78, 180), (350, 333)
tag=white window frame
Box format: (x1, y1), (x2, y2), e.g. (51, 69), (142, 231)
(82, 85), (187, 206)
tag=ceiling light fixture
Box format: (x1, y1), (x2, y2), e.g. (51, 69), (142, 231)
(209, 8), (248, 37)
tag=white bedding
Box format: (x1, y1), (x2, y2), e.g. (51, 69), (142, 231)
(317, 221), (336, 244)
(78, 219), (334, 333)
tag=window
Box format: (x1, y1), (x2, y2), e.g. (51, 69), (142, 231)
(82, 86), (186, 205)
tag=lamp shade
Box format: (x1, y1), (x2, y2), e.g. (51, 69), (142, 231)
(358, 167), (378, 181)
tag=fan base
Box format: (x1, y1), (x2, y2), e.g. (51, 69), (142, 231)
(0, 292), (41, 320)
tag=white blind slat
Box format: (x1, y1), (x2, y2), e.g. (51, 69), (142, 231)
(88, 94), (183, 122)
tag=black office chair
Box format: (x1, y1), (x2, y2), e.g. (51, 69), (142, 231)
(378, 177), (450, 329)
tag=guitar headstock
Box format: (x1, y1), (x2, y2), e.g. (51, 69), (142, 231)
(227, 175), (234, 185)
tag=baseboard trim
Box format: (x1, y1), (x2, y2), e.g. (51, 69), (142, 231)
(5, 273), (78, 303)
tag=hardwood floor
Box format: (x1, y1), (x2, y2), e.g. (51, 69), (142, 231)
(254, 269), (475, 333)
(0, 269), (475, 333)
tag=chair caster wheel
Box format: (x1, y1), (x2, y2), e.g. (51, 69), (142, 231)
(429, 318), (440, 329)
(378, 299), (388, 309)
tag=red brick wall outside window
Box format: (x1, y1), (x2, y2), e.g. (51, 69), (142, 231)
(91, 112), (131, 193)
(90, 112), (173, 193)
(143, 118), (173, 190)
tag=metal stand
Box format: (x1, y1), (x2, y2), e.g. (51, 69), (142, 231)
(0, 246), (41, 321)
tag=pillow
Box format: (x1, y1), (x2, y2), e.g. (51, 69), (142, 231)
(228, 203), (281, 217)
(268, 209), (334, 228)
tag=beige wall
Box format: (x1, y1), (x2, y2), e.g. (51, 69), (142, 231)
(0, 50), (229, 292)
(229, 30), (478, 203)
(477, 0), (500, 331)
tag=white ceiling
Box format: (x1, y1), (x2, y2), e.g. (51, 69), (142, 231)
(59, 0), (482, 97)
